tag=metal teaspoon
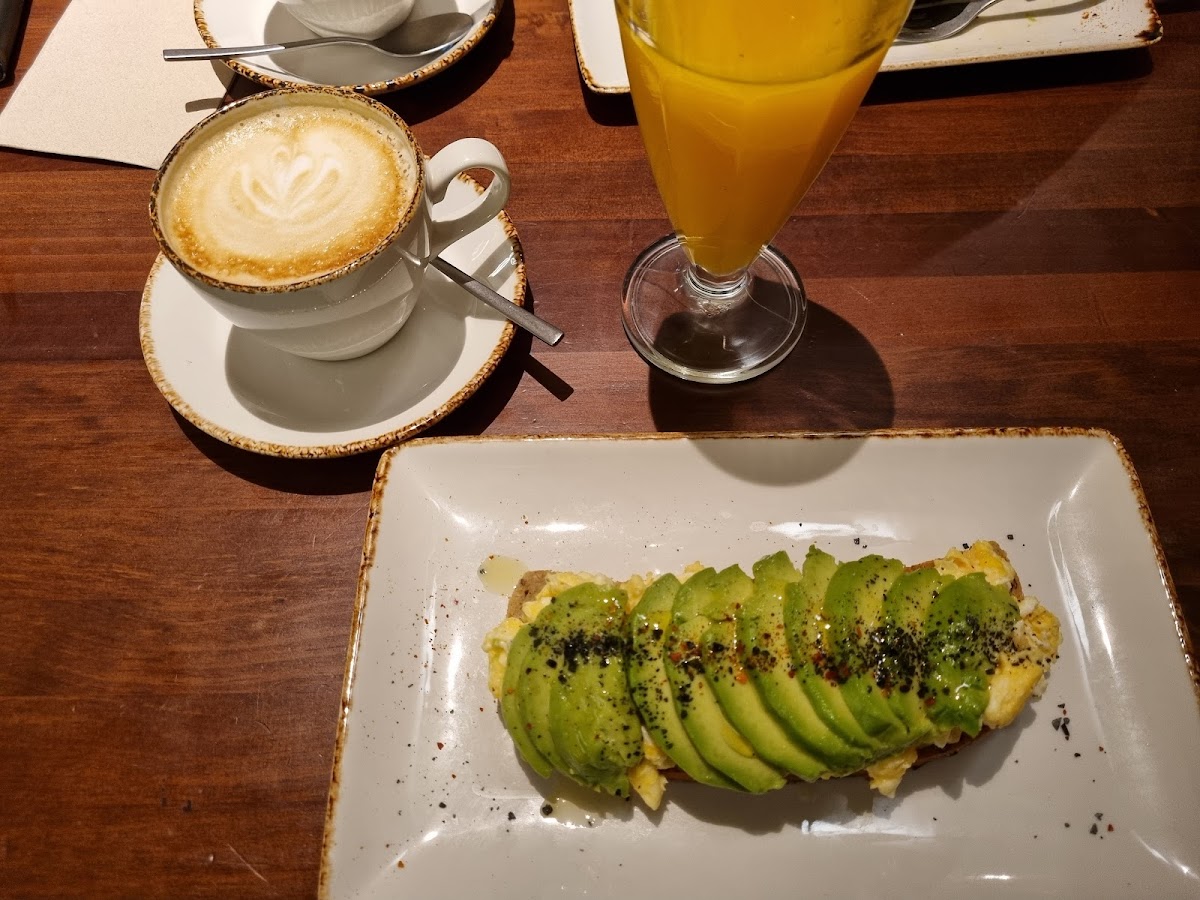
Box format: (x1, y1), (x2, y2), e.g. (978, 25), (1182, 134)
(163, 12), (474, 62)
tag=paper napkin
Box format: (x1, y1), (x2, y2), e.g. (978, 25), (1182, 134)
(0, 0), (234, 169)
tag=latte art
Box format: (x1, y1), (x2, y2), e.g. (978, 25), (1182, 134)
(160, 105), (416, 287)
(239, 145), (345, 223)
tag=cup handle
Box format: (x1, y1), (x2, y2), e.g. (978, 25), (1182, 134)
(425, 138), (511, 257)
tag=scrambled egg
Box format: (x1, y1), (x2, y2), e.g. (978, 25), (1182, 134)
(866, 747), (918, 798)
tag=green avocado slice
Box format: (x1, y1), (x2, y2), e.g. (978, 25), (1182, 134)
(664, 568), (786, 793)
(818, 554), (909, 744)
(626, 574), (737, 789)
(545, 582), (643, 796)
(922, 572), (1019, 737)
(876, 566), (951, 738)
(742, 550), (872, 773)
(499, 622), (555, 778)
(702, 612), (828, 781)
(782, 548), (884, 752)
(517, 597), (577, 779)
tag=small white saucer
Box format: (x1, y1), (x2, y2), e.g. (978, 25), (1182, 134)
(195, 0), (503, 95)
(140, 178), (522, 459)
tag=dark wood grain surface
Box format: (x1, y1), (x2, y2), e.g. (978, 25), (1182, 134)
(2, 1), (1197, 895)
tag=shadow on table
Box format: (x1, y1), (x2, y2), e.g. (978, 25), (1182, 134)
(582, 86), (636, 128)
(173, 411), (383, 494)
(577, 36), (1159, 123)
(866, 45), (1155, 107)
(644, 299), (895, 484)
(383, 0), (518, 125)
(802, 43), (1160, 284)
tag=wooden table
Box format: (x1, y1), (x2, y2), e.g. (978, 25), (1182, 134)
(2, 1), (1197, 895)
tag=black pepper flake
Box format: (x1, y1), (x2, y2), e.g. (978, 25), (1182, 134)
(1095, 812), (1103, 821)
(854, 538), (861, 545)
(438, 802), (446, 809)
(541, 803), (553, 817)
(507, 811), (515, 821)
(1090, 824), (1098, 835)
(1074, 752), (1081, 758)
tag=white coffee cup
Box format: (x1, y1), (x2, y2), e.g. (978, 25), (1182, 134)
(277, 0), (416, 39)
(150, 87), (510, 361)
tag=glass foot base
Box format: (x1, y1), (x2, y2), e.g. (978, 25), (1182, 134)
(620, 236), (807, 384)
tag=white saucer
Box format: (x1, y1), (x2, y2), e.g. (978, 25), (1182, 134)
(195, 0), (503, 95)
(140, 178), (522, 458)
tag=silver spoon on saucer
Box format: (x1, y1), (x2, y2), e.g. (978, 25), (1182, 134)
(164, 12), (475, 62)
(432, 257), (564, 346)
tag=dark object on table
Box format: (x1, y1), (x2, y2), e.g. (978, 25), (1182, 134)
(0, 0), (27, 83)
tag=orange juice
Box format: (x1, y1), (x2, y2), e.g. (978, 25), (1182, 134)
(617, 0), (910, 276)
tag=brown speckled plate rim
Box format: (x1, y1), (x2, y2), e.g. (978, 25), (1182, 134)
(318, 426), (1196, 893)
(570, 0), (1163, 92)
(565, 0), (627, 95)
(194, 0), (504, 96)
(139, 177), (521, 460)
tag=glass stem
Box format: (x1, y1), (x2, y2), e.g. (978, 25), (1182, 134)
(681, 261), (751, 316)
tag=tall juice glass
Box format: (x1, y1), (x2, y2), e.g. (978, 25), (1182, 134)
(616, 0), (913, 382)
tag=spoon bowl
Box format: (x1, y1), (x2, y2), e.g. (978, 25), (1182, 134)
(164, 11), (475, 61)
(894, 0), (1006, 44)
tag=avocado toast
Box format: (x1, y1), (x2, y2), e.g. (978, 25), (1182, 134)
(482, 541), (1061, 809)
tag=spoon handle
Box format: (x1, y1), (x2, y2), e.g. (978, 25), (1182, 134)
(430, 257), (564, 347)
(164, 37), (364, 61)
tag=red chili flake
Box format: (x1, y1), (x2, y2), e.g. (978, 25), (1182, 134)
(1107, 824), (1114, 832)
(437, 742), (444, 750)
(734, 671), (748, 684)
(397, 861), (406, 869)
(925, 696), (937, 707)
(668, 651), (682, 664)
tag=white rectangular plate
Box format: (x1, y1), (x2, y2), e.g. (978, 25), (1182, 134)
(320, 429), (1200, 899)
(568, 0), (1162, 93)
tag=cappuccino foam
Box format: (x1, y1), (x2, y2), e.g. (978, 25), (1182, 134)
(160, 103), (416, 287)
